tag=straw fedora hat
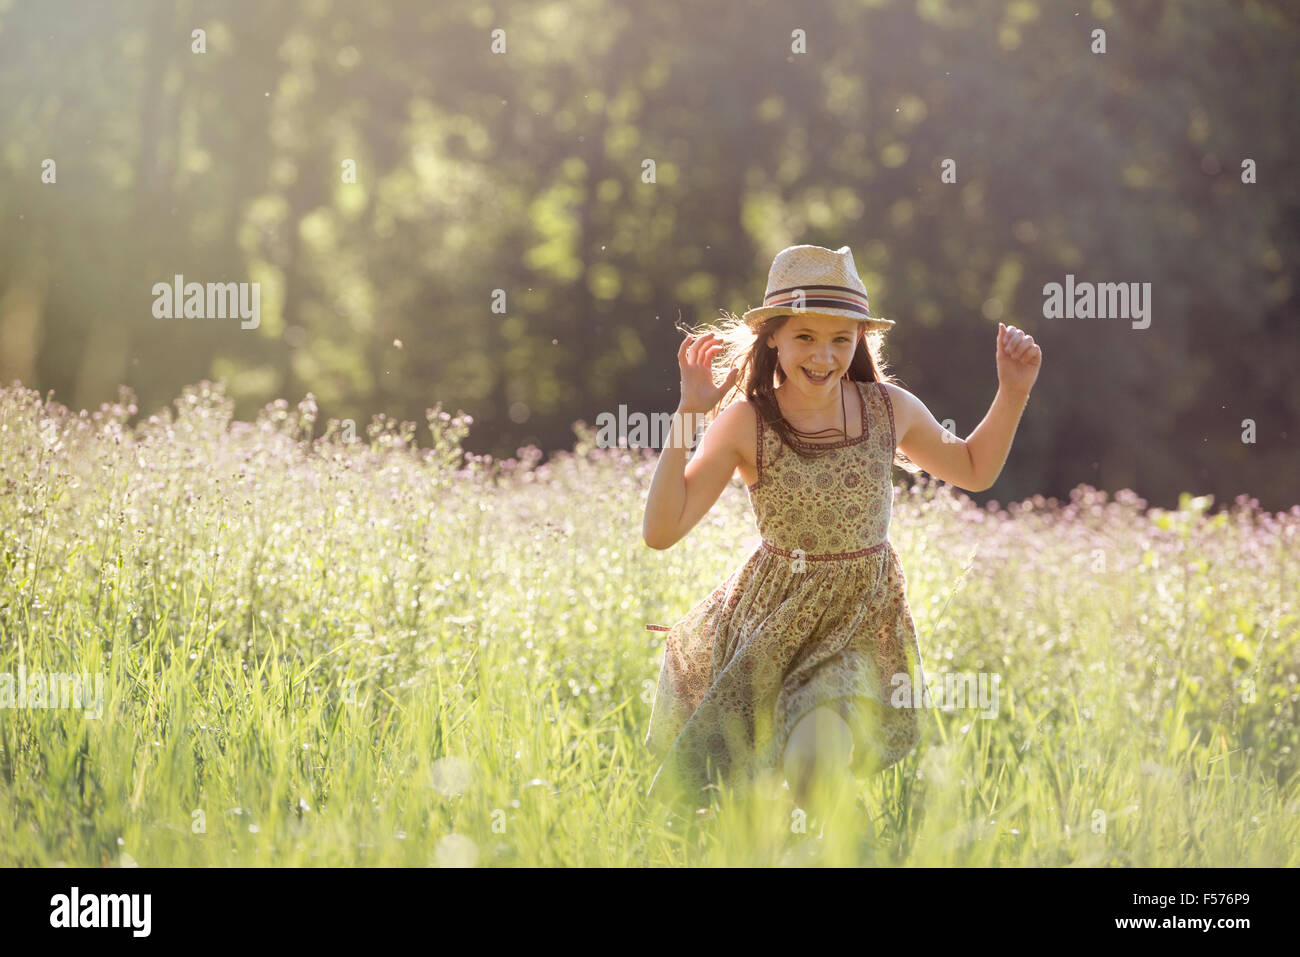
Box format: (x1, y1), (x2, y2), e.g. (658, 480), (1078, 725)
(740, 244), (895, 331)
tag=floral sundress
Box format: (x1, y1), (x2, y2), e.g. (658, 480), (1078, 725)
(643, 378), (926, 803)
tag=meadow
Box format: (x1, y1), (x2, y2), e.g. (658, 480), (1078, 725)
(1, 380), (1296, 866)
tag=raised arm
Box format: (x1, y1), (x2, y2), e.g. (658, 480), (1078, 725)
(642, 332), (744, 550)
(886, 322), (1041, 493)
(642, 399), (749, 549)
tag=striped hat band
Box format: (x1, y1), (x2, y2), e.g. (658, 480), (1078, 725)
(740, 244), (896, 330)
(761, 284), (874, 317)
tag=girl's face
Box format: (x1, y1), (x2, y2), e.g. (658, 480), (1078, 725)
(767, 314), (865, 395)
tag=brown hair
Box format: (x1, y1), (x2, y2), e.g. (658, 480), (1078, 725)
(679, 310), (920, 472)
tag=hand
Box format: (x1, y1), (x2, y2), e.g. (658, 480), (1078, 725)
(996, 322), (1041, 398)
(677, 332), (738, 414)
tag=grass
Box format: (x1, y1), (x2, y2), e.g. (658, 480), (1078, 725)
(1, 380), (1296, 866)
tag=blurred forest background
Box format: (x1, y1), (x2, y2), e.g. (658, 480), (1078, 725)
(0, 0), (1296, 509)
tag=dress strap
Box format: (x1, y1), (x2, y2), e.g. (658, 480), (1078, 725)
(855, 379), (869, 441)
(746, 399), (764, 491)
(875, 381), (897, 450)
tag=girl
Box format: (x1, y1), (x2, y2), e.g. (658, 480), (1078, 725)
(641, 244), (1042, 811)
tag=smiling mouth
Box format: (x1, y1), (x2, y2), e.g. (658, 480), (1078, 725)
(801, 367), (834, 383)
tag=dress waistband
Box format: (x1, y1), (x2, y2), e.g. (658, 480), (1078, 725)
(642, 538), (891, 631)
(759, 538), (889, 562)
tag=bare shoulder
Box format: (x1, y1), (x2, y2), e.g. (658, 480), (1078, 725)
(877, 380), (907, 402)
(876, 380), (910, 410)
(706, 396), (759, 484)
(876, 381), (917, 437)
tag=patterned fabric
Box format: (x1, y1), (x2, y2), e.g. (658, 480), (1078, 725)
(643, 379), (926, 804)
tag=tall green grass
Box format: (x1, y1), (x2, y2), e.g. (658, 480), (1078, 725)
(1, 381), (1296, 866)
